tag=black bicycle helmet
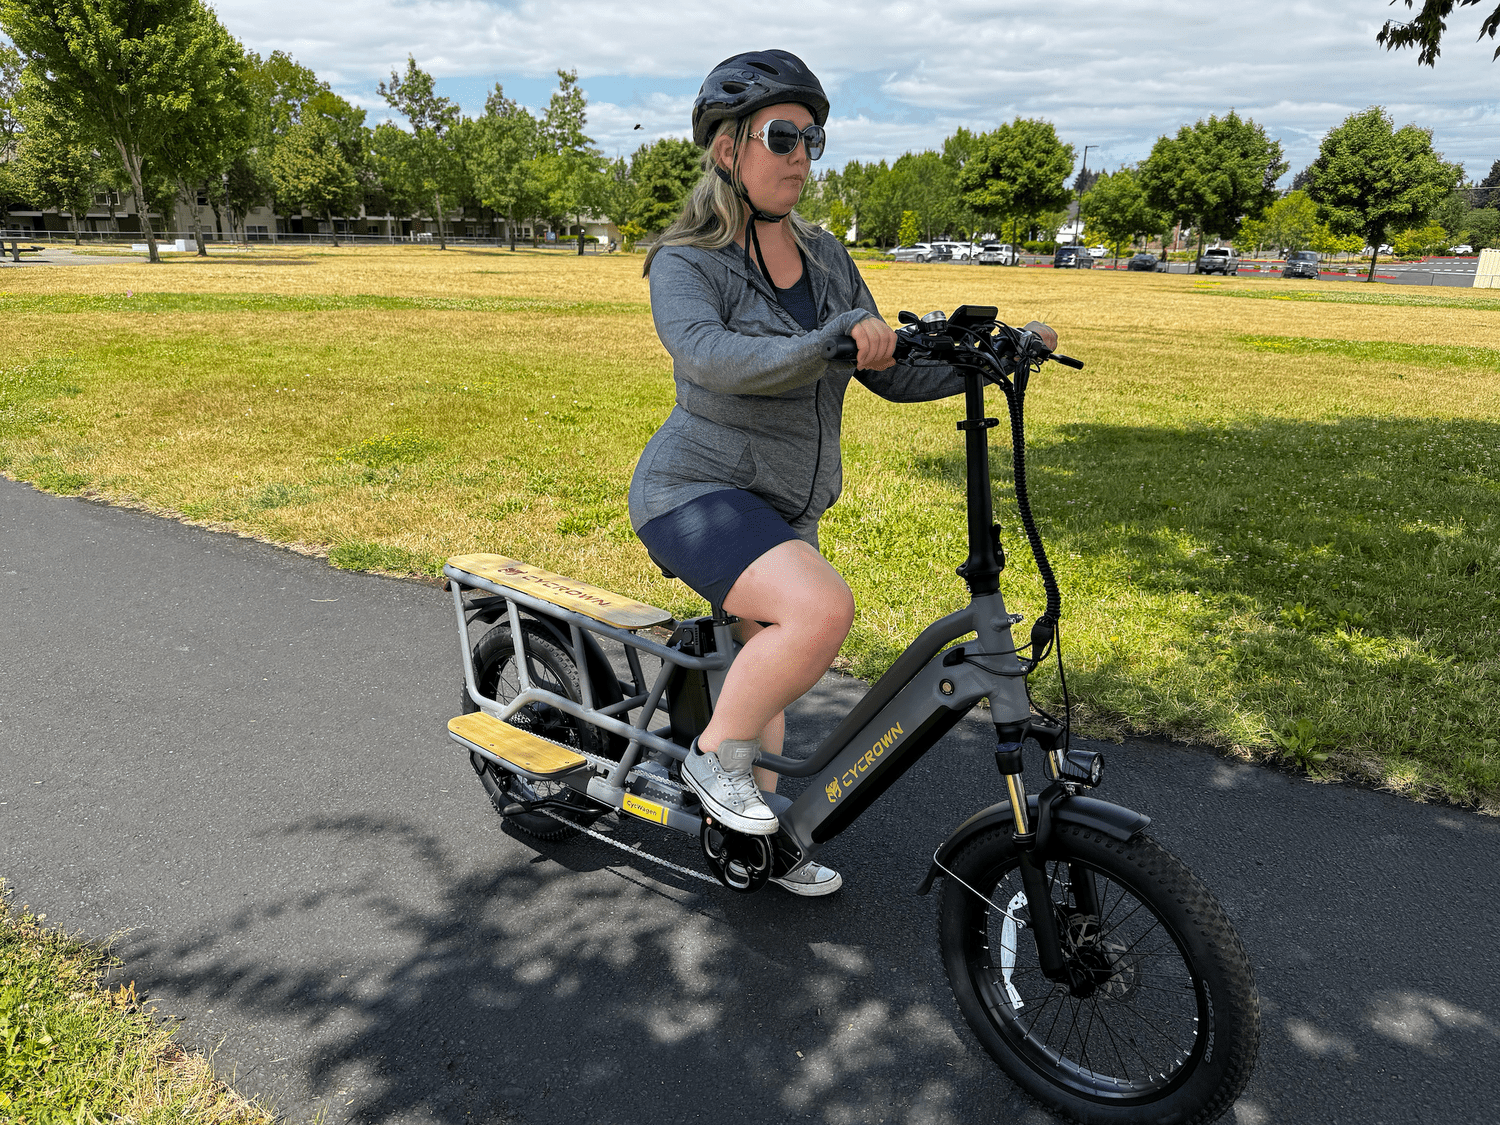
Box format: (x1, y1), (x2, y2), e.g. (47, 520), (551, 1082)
(692, 50), (829, 147)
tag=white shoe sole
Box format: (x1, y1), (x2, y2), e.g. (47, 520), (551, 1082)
(682, 768), (779, 836)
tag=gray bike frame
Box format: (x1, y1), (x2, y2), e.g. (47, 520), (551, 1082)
(447, 566), (1033, 872)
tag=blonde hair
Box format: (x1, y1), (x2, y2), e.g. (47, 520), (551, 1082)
(643, 116), (824, 275)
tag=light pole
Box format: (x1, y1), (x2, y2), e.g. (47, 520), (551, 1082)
(1076, 145), (1096, 244)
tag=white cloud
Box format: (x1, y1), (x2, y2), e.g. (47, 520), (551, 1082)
(214, 0), (1500, 175)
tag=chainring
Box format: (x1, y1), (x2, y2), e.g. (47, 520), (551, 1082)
(700, 818), (773, 893)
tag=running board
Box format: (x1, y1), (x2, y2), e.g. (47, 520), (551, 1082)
(448, 712), (587, 777)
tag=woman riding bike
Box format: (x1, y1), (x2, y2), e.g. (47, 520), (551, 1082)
(632, 50), (1054, 895)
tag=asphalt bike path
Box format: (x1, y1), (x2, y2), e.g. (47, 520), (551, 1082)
(2, 477), (1496, 1125)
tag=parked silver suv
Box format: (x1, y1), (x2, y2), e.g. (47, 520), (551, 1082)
(1196, 247), (1240, 275)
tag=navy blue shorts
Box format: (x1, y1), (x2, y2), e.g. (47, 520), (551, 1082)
(636, 489), (802, 613)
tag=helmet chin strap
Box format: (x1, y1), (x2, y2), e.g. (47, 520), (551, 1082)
(714, 164), (789, 285)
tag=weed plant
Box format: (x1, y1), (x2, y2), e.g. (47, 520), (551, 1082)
(0, 881), (274, 1123)
(1, 247), (1496, 806)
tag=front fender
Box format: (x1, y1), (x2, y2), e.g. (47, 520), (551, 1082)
(915, 793), (1150, 895)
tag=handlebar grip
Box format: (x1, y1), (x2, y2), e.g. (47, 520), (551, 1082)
(1050, 352), (1084, 370)
(822, 335), (859, 362)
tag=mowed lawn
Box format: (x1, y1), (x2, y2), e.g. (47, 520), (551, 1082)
(3, 246), (1498, 807)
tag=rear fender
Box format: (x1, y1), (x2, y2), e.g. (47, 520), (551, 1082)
(915, 793), (1150, 895)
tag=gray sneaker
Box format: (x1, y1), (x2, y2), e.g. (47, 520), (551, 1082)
(682, 737), (778, 835)
(772, 861), (843, 896)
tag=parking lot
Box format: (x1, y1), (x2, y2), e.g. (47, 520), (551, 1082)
(881, 247), (1483, 287)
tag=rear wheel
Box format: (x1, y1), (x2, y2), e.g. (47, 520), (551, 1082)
(938, 825), (1259, 1124)
(462, 620), (605, 842)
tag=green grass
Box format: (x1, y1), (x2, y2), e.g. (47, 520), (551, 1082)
(1, 249), (1497, 808)
(0, 882), (275, 1124)
(1198, 282), (1500, 311)
(0, 292), (647, 315)
(1240, 335), (1500, 369)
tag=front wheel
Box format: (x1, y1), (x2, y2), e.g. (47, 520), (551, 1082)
(938, 825), (1259, 1124)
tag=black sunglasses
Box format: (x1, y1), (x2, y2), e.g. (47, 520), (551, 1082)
(748, 119), (826, 161)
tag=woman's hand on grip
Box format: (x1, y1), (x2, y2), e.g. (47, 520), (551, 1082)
(850, 315), (897, 371)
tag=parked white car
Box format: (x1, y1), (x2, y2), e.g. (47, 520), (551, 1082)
(1087, 245), (1108, 258)
(1451, 244), (1475, 255)
(932, 240), (976, 261)
(977, 242), (1020, 265)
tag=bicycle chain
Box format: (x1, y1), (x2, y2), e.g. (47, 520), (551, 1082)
(538, 807), (722, 886)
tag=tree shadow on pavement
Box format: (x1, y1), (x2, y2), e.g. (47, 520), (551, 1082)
(111, 719), (1057, 1125)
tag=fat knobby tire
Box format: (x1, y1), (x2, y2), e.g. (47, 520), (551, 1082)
(938, 825), (1260, 1125)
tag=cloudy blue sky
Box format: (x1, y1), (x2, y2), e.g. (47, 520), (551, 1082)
(215, 0), (1500, 181)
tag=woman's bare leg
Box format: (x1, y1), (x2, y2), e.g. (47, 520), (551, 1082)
(697, 539), (854, 790)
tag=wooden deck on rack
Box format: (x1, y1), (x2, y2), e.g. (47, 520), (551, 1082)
(445, 554), (672, 631)
(448, 712), (587, 776)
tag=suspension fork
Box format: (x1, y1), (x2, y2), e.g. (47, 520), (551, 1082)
(994, 722), (1071, 982)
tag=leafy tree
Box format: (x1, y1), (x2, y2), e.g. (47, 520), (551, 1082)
(1253, 190), (1320, 253)
(369, 121), (423, 231)
(467, 85), (541, 249)
(1391, 221), (1450, 256)
(826, 198), (852, 242)
(0, 37), (24, 225)
(958, 118), (1074, 258)
(233, 50), (327, 240)
(152, 24), (252, 254)
(0, 0), (245, 262)
(206, 151), (273, 243)
(1475, 158), (1500, 209)
(1463, 205), (1500, 246)
(894, 150), (960, 241)
(1078, 167), (1162, 266)
(379, 56), (461, 249)
(628, 136), (699, 233)
(269, 114), (359, 244)
(1430, 188), (1470, 237)
(1139, 111), (1286, 264)
(835, 160), (877, 243)
(1377, 0), (1500, 63)
(857, 160), (901, 246)
(538, 68), (604, 254)
(14, 85), (108, 242)
(1305, 106), (1462, 280)
(897, 210), (921, 246)
(1309, 224), (1365, 257)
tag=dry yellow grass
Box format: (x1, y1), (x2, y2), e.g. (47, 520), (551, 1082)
(3, 246), (1498, 805)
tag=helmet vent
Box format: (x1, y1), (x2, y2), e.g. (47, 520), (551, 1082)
(747, 61), (779, 75)
(721, 81), (748, 94)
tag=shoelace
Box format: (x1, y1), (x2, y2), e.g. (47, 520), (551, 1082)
(711, 756), (765, 810)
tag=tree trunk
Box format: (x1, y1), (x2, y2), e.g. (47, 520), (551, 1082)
(1366, 246), (1379, 283)
(432, 189), (446, 249)
(71, 210), (82, 245)
(508, 208), (516, 251)
(577, 215), (585, 256)
(176, 175), (208, 256)
(330, 212), (340, 248)
(118, 143), (159, 263)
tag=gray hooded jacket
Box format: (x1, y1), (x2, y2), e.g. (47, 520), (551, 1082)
(629, 228), (965, 545)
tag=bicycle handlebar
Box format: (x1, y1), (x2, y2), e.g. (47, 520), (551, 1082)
(821, 330), (1083, 370)
(821, 336), (860, 362)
